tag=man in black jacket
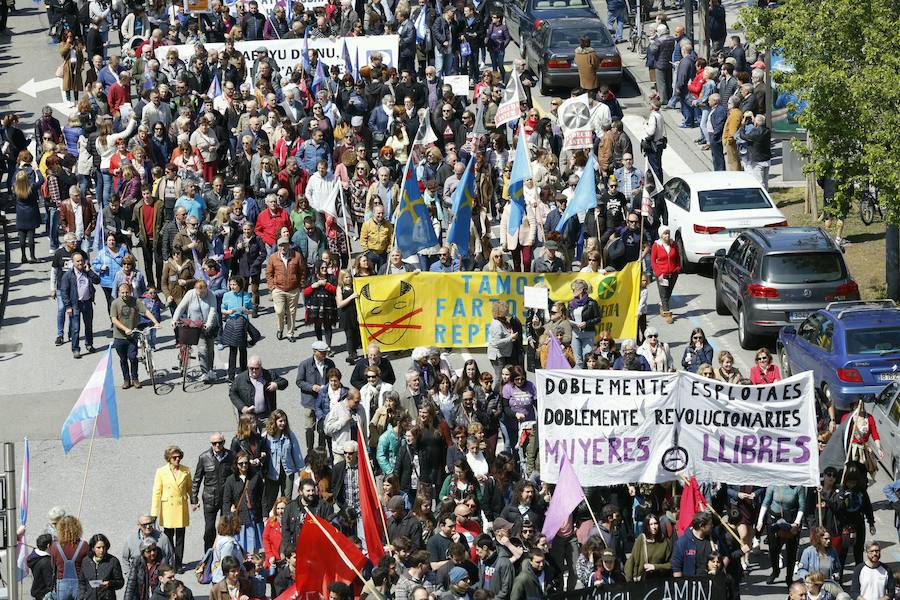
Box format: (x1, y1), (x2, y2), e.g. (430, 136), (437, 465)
(229, 356), (288, 419)
(281, 478), (334, 554)
(190, 433), (234, 551)
(349, 342), (396, 389)
(59, 251), (100, 359)
(387, 495), (423, 551)
(28, 534), (55, 600)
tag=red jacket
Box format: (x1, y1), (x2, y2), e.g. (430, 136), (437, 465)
(108, 81), (131, 116)
(651, 240), (681, 278)
(262, 517), (282, 563)
(254, 208), (292, 246)
(277, 168), (309, 203)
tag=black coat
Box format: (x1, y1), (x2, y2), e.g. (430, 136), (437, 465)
(230, 432), (267, 478)
(742, 125), (772, 162)
(190, 448), (235, 507)
(15, 168), (44, 231)
(235, 234), (265, 278)
(27, 551), (54, 600)
(280, 497), (334, 555)
(229, 368), (288, 421)
(78, 554), (125, 600)
(350, 356), (397, 389)
(222, 472), (264, 525)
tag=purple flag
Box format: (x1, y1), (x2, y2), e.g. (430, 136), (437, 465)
(545, 333), (570, 369)
(541, 460), (584, 543)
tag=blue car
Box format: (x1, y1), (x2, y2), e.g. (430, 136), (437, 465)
(777, 300), (900, 411)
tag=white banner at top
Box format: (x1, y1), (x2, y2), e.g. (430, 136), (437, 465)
(155, 35), (399, 86)
(537, 370), (818, 487)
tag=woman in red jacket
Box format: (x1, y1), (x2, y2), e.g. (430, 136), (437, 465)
(687, 57), (708, 137)
(650, 225), (681, 324)
(262, 496), (289, 571)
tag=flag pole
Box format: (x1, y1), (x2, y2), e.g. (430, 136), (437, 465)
(77, 416), (99, 518)
(359, 425), (391, 546)
(303, 508), (384, 600)
(678, 474), (742, 546)
(340, 187), (353, 265)
(581, 490), (601, 531)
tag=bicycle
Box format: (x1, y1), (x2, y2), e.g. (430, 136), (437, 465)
(133, 327), (159, 394)
(629, 24), (650, 56)
(859, 186), (882, 226)
(175, 321), (204, 391)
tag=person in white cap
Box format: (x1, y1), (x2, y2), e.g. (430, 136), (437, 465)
(295, 339), (335, 454)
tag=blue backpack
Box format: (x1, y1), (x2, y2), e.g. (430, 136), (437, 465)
(194, 547), (215, 585)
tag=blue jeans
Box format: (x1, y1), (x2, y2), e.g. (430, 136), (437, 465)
(77, 173), (91, 198)
(571, 330), (594, 369)
(699, 108), (711, 143)
(607, 6), (626, 41)
(435, 49), (455, 76)
(56, 578), (78, 600)
(56, 294), (68, 338)
(69, 299), (94, 352)
(96, 169), (113, 209)
(679, 92), (695, 125)
(113, 337), (139, 381)
(46, 206), (60, 251)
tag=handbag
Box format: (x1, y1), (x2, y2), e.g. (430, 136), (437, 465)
(55, 63), (64, 78)
(460, 41), (471, 57)
(864, 447), (878, 474)
(247, 320), (262, 346)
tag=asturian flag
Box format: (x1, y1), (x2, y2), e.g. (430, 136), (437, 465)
(60, 346), (121, 454)
(394, 157), (438, 257)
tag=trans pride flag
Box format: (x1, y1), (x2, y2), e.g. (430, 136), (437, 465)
(60, 345), (120, 454)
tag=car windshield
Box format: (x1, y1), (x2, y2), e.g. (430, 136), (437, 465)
(763, 253), (846, 283)
(697, 188), (773, 212)
(534, 0), (590, 10)
(844, 327), (900, 355)
(550, 28), (612, 47)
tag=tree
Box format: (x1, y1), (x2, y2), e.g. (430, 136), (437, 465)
(740, 0), (900, 298)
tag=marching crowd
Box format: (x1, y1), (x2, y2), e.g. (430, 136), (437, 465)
(0, 0), (895, 600)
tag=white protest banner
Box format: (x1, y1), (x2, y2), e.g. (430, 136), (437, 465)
(156, 36), (398, 87)
(494, 70), (525, 128)
(537, 370), (818, 487)
(224, 0), (327, 14)
(557, 94), (591, 132)
(523, 285), (549, 310)
(444, 75), (470, 96)
(562, 128), (593, 151)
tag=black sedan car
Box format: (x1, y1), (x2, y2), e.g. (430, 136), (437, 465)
(522, 18), (623, 94)
(504, 0), (599, 52)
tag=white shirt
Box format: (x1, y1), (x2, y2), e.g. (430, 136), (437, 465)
(858, 563), (889, 600)
(73, 202), (85, 239)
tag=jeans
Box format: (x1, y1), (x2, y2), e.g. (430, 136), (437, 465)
(47, 206), (60, 251)
(490, 49), (506, 80)
(365, 249), (387, 272)
(113, 337), (139, 381)
(699, 109), (711, 143)
(141, 242), (162, 289)
(96, 169), (114, 209)
(77, 173), (91, 198)
(606, 5), (626, 41)
(710, 139), (725, 171)
(646, 149), (663, 185)
(570, 330), (594, 369)
(464, 48), (480, 78)
(227, 346), (247, 380)
(678, 91), (695, 125)
(56, 578), (78, 600)
(435, 49), (455, 76)
(657, 272), (677, 311)
(69, 299), (94, 352)
(56, 294), (68, 338)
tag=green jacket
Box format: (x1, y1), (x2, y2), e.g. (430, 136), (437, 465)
(510, 561), (544, 600)
(624, 533), (673, 581)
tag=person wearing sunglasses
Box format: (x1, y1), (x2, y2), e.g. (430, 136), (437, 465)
(637, 326), (674, 372)
(222, 451), (265, 553)
(680, 328), (714, 373)
(749, 347), (781, 384)
(150, 445), (192, 572)
(121, 515), (175, 575)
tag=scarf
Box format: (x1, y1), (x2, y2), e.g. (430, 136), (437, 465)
(568, 293), (590, 313)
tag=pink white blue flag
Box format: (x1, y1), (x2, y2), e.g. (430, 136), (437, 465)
(16, 437), (30, 581)
(60, 345), (120, 454)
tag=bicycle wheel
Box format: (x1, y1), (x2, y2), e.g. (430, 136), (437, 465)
(144, 343), (157, 394)
(859, 198), (875, 226)
(181, 345), (190, 391)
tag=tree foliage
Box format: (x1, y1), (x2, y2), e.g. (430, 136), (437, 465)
(740, 0), (900, 222)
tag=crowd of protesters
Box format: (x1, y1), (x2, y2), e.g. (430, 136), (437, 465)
(2, 0), (896, 600)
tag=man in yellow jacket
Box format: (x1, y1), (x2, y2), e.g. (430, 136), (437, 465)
(360, 204), (394, 271)
(722, 95), (745, 172)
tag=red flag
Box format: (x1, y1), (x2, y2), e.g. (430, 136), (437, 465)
(295, 514), (368, 599)
(675, 476), (707, 535)
(357, 424), (387, 564)
(274, 588), (299, 600)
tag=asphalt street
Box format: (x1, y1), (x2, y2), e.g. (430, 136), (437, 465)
(0, 4), (893, 599)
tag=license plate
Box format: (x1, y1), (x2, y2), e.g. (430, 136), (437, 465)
(789, 311), (811, 321)
(879, 373), (900, 382)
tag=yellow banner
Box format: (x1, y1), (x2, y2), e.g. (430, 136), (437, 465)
(353, 262), (641, 351)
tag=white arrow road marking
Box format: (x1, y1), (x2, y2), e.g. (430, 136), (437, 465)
(18, 77), (63, 98)
(48, 102), (76, 118)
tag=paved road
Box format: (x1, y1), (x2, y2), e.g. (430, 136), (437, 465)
(0, 5), (894, 600)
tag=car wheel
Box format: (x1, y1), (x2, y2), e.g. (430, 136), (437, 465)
(738, 306), (758, 350)
(778, 345), (792, 377)
(676, 235), (695, 274)
(714, 273), (729, 315)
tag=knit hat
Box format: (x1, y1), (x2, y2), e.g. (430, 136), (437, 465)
(449, 567), (469, 585)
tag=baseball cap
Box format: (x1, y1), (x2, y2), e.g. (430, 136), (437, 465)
(492, 517), (514, 533)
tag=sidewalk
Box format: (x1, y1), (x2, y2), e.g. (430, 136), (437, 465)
(603, 0), (803, 187)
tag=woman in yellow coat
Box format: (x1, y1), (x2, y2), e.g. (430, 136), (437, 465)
(150, 445), (192, 573)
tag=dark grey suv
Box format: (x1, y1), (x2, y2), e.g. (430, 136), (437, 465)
(714, 227), (860, 349)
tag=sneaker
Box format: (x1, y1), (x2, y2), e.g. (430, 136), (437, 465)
(201, 371), (215, 384)
(55, 336), (64, 346)
(85, 345), (96, 353)
(73, 350), (81, 359)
